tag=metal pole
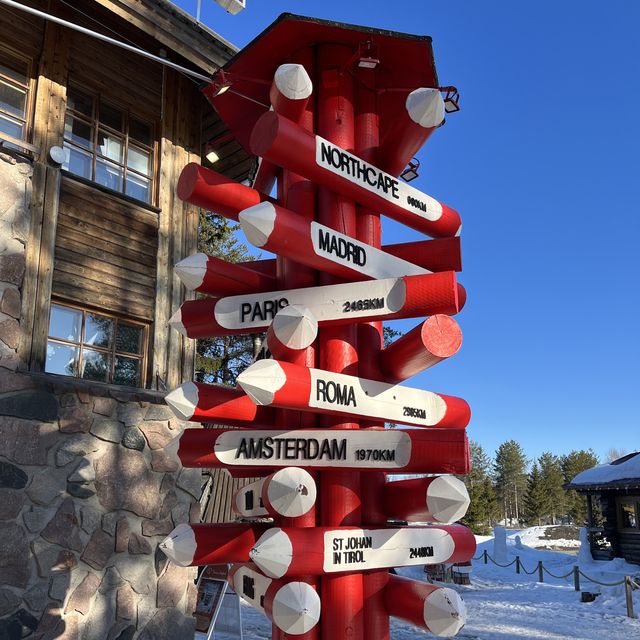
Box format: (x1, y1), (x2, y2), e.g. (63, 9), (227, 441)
(484, 549), (488, 564)
(625, 577), (635, 618)
(537, 561), (544, 583)
(516, 556), (520, 574)
(573, 566), (580, 592)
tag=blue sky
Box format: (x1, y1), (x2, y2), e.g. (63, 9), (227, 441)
(175, 1), (639, 464)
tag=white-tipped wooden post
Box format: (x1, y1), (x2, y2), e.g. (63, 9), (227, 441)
(233, 467), (317, 519)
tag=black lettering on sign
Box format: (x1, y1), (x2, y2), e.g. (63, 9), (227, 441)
(409, 546), (434, 559)
(403, 406), (427, 419)
(345, 536), (373, 550)
(342, 298), (384, 313)
(406, 195), (427, 212)
(234, 436), (348, 461)
(355, 449), (396, 462)
(240, 298), (288, 323)
(316, 379), (357, 407)
(342, 550), (365, 563)
(317, 228), (367, 267)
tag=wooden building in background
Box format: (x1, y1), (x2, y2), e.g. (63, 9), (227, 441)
(0, 1), (253, 637)
(567, 452), (640, 565)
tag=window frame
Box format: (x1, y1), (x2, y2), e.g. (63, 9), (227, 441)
(617, 496), (640, 533)
(63, 83), (158, 205)
(45, 300), (150, 388)
(0, 44), (36, 152)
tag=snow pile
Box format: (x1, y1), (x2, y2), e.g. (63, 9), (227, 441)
(571, 451), (640, 486)
(509, 525), (581, 549)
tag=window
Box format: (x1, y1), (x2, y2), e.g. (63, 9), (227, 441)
(0, 50), (32, 148)
(618, 497), (640, 532)
(63, 85), (155, 204)
(45, 302), (148, 387)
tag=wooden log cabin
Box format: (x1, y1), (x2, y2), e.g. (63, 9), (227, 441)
(0, 1), (255, 636)
(566, 452), (640, 565)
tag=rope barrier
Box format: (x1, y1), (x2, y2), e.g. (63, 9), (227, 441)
(471, 552), (631, 586)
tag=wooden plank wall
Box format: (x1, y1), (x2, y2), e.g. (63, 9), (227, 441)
(0, 0), (46, 60)
(53, 177), (158, 321)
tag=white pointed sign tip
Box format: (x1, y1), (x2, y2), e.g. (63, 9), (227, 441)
(272, 305), (318, 350)
(267, 467), (317, 518)
(272, 582), (321, 635)
(274, 63), (313, 101)
(427, 475), (471, 523)
(164, 382), (198, 420)
(159, 524), (197, 567)
(174, 253), (207, 290)
(424, 587), (466, 637)
(249, 528), (293, 579)
(239, 202), (277, 248)
(236, 359), (286, 406)
(168, 308), (187, 336)
(406, 87), (445, 128)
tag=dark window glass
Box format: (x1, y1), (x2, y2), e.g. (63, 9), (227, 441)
(130, 117), (152, 146)
(114, 356), (141, 386)
(99, 100), (123, 131)
(0, 56), (30, 147)
(621, 503), (638, 529)
(84, 314), (114, 349)
(67, 86), (93, 117)
(116, 323), (143, 354)
(64, 116), (93, 149)
(0, 79), (26, 117)
(81, 348), (111, 382)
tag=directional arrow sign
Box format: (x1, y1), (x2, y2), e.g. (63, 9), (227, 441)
(250, 111), (461, 238)
(382, 476), (470, 524)
(237, 359), (470, 429)
(168, 427), (470, 475)
(160, 522), (269, 567)
(239, 202), (429, 280)
(164, 381), (275, 426)
(385, 575), (467, 638)
(248, 525), (476, 578)
(169, 271), (460, 338)
(233, 467), (317, 519)
(228, 564), (321, 636)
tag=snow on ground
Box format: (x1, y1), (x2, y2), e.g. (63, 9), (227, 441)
(508, 525), (580, 549)
(213, 527), (640, 640)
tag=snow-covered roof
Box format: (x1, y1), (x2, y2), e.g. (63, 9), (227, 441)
(567, 452), (640, 490)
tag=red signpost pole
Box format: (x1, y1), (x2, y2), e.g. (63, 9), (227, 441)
(316, 43), (363, 640)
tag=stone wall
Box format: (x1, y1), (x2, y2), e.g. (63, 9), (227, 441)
(0, 151), (202, 639)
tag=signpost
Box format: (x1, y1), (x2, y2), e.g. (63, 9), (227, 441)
(164, 13), (474, 640)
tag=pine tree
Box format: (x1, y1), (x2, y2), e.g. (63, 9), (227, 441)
(524, 463), (549, 526)
(195, 211), (258, 385)
(538, 452), (565, 524)
(561, 449), (599, 524)
(493, 440), (528, 526)
(460, 442), (499, 534)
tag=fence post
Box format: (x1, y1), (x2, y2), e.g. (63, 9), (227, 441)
(625, 577), (635, 618)
(573, 566), (580, 592)
(483, 549), (488, 565)
(537, 561), (544, 583)
(515, 556), (520, 574)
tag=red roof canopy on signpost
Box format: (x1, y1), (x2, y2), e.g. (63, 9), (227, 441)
(203, 12), (439, 154)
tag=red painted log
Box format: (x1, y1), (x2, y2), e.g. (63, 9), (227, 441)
(238, 202), (429, 280)
(168, 427), (470, 475)
(169, 271), (460, 338)
(175, 237), (461, 297)
(250, 111), (461, 238)
(378, 88), (445, 177)
(379, 315), (462, 383)
(270, 63), (313, 122)
(249, 524), (476, 578)
(382, 475), (470, 523)
(164, 381), (275, 426)
(177, 163), (274, 221)
(384, 574), (467, 637)
(236, 359), (470, 429)
(232, 467), (317, 519)
(159, 522), (269, 567)
(264, 305), (318, 362)
(228, 564), (321, 636)
(174, 253), (276, 295)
